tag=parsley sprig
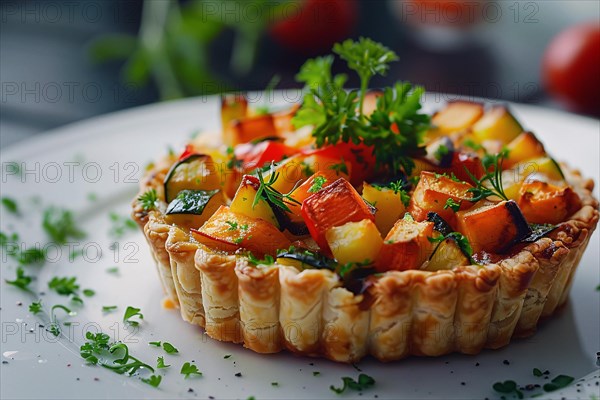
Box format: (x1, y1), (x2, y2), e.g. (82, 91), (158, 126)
(138, 189), (158, 211)
(292, 39), (430, 175)
(333, 37), (398, 117)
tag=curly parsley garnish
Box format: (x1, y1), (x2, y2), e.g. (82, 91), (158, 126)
(443, 198), (461, 213)
(138, 189), (158, 211)
(2, 197), (19, 215)
(29, 300), (43, 314)
(292, 39), (430, 175)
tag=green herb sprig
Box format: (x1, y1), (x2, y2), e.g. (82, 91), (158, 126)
(123, 306), (143, 326)
(465, 149), (509, 201)
(138, 189), (158, 211)
(253, 165), (301, 213)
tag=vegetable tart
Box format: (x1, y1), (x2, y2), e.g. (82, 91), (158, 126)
(132, 39), (598, 363)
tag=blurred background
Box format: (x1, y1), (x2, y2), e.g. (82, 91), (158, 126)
(1, 0), (598, 147)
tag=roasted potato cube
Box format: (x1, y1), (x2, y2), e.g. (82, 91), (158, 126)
(194, 205), (290, 256)
(422, 237), (470, 271)
(431, 101), (484, 134)
(408, 171), (474, 227)
(375, 217), (434, 272)
(221, 94), (248, 146)
(230, 175), (280, 227)
(362, 182), (407, 236)
(230, 114), (278, 145)
(518, 181), (582, 224)
(326, 219), (383, 265)
(456, 200), (530, 254)
(472, 106), (523, 144)
(504, 132), (546, 168)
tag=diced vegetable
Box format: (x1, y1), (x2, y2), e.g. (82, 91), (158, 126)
(221, 94), (248, 146)
(431, 101), (484, 134)
(165, 189), (225, 229)
(517, 181), (582, 224)
(325, 219), (383, 265)
(164, 154), (221, 202)
(408, 171), (474, 227)
(362, 182), (407, 235)
(455, 200), (531, 253)
(193, 206), (290, 255)
(276, 247), (336, 270)
(301, 178), (375, 251)
(235, 139), (295, 171)
(375, 216), (434, 272)
(302, 142), (374, 186)
(521, 157), (565, 182)
(472, 106), (523, 143)
(504, 132), (546, 168)
(450, 152), (486, 183)
(422, 237), (470, 271)
(230, 114), (279, 145)
(230, 175), (279, 227)
(501, 157), (566, 200)
(362, 90), (383, 116)
(425, 136), (454, 167)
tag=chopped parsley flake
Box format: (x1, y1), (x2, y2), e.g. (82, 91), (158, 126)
(443, 198), (461, 213)
(149, 341), (162, 347)
(180, 362), (202, 378)
(83, 289), (95, 297)
(5, 267), (33, 291)
(108, 213), (137, 239)
(123, 306), (143, 326)
(533, 368), (543, 377)
(308, 175), (327, 193)
(492, 380), (523, 399)
(2, 197), (19, 215)
(29, 300), (43, 314)
(162, 342), (178, 354)
(224, 354), (232, 359)
(543, 375), (574, 392)
(330, 373), (375, 394)
(102, 305), (117, 313)
(157, 356), (170, 369)
(48, 276), (80, 296)
(141, 374), (162, 388)
(42, 207), (86, 244)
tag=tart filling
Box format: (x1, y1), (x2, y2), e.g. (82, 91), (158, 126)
(131, 39), (598, 363)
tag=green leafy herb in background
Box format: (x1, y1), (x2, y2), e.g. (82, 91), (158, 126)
(43, 207), (86, 244)
(157, 356), (170, 369)
(29, 300), (43, 314)
(89, 0), (294, 100)
(141, 374), (162, 388)
(2, 197), (19, 215)
(108, 213), (137, 238)
(5, 267), (33, 291)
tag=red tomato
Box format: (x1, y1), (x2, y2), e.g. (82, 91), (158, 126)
(542, 22), (600, 114)
(236, 140), (295, 171)
(450, 152), (485, 183)
(303, 142), (376, 185)
(179, 144), (195, 160)
(269, 0), (358, 55)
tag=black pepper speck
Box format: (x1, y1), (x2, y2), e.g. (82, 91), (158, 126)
(475, 362), (480, 366)
(503, 360), (510, 365)
(2, 361), (8, 365)
(16, 302), (22, 306)
(235, 372), (242, 377)
(460, 382), (466, 386)
(94, 377), (99, 381)
(188, 388), (194, 393)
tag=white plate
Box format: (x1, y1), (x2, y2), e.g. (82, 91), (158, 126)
(1, 94), (599, 400)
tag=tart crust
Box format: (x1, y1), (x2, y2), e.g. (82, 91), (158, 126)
(132, 163), (598, 363)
